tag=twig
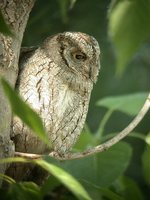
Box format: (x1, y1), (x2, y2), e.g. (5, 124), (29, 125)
(95, 109), (113, 139)
(15, 152), (42, 159)
(15, 93), (150, 161)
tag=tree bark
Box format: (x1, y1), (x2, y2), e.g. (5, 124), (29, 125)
(0, 0), (35, 184)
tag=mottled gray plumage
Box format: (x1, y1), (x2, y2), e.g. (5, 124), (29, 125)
(12, 32), (100, 156)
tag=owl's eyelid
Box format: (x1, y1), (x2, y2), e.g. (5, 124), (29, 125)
(75, 54), (86, 60)
(73, 52), (87, 61)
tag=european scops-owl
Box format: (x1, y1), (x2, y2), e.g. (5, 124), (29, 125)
(12, 32), (100, 155)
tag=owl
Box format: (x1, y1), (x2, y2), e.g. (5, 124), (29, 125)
(12, 32), (100, 156)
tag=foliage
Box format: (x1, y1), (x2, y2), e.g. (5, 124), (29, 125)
(97, 92), (148, 116)
(0, 81), (148, 200)
(142, 133), (150, 186)
(0, 0), (149, 199)
(108, 0), (150, 75)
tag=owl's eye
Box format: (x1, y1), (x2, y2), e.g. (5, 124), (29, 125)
(73, 52), (86, 61)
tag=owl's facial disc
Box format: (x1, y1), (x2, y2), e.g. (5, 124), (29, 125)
(71, 50), (87, 62)
(57, 32), (100, 83)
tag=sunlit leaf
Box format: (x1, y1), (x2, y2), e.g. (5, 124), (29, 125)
(97, 92), (148, 116)
(0, 173), (16, 184)
(1, 78), (49, 146)
(108, 0), (150, 74)
(0, 157), (29, 165)
(35, 159), (92, 200)
(145, 132), (150, 145)
(70, 0), (77, 9)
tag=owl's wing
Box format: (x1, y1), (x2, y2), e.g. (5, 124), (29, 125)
(16, 46), (39, 89)
(20, 46), (38, 55)
(19, 46), (38, 68)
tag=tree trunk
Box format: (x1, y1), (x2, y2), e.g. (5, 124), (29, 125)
(0, 0), (35, 184)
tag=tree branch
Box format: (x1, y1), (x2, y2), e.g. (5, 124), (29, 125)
(15, 92), (150, 161)
(0, 0), (35, 181)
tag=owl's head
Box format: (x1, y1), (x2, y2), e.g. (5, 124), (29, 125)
(43, 32), (100, 83)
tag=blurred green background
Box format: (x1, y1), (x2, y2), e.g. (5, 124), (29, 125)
(22, 0), (150, 198)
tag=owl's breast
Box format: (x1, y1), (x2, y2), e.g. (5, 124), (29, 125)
(47, 78), (91, 154)
(55, 84), (75, 117)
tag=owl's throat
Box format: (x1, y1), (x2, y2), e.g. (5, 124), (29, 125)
(57, 67), (93, 97)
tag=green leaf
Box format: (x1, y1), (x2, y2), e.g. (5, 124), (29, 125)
(57, 0), (70, 23)
(74, 126), (94, 151)
(116, 176), (144, 200)
(145, 132), (150, 145)
(0, 158), (91, 199)
(0, 157), (29, 165)
(142, 134), (150, 186)
(97, 92), (148, 116)
(8, 182), (41, 200)
(0, 10), (12, 36)
(99, 187), (123, 200)
(0, 173), (16, 184)
(40, 176), (60, 197)
(45, 142), (132, 187)
(84, 182), (124, 200)
(1, 78), (49, 146)
(35, 159), (92, 200)
(108, 0), (150, 74)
